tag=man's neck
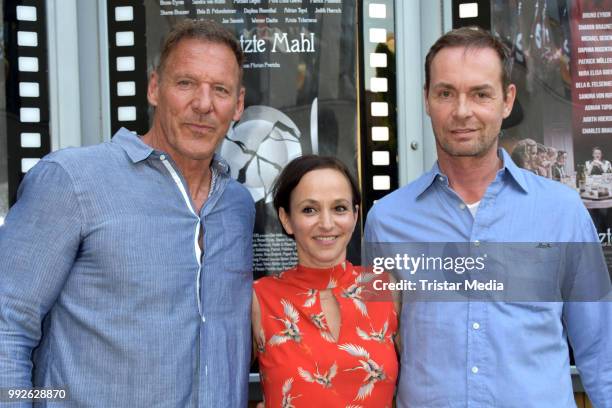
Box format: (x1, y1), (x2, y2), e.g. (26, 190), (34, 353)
(437, 147), (502, 204)
(142, 128), (213, 213)
(175, 158), (213, 214)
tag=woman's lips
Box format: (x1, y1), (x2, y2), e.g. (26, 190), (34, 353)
(313, 236), (339, 245)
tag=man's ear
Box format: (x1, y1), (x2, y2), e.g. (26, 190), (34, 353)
(278, 207), (293, 236)
(147, 71), (160, 108)
(503, 84), (517, 119)
(424, 88), (431, 116)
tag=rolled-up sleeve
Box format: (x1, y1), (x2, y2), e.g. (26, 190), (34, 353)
(0, 160), (83, 389)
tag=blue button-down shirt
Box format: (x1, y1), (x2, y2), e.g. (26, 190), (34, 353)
(365, 149), (612, 407)
(0, 128), (255, 407)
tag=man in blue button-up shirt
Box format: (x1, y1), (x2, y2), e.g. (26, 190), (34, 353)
(0, 20), (254, 407)
(366, 27), (611, 407)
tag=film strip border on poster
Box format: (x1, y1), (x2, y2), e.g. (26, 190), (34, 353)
(4, 0), (50, 204)
(359, 0), (399, 214)
(106, 1), (149, 136)
(452, 0), (491, 30)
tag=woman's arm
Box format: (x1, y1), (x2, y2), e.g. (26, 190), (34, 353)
(388, 273), (402, 353)
(251, 291), (266, 407)
(251, 290), (265, 362)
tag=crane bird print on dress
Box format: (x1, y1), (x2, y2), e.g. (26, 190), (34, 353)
(269, 299), (302, 345)
(338, 343), (387, 401)
(297, 362), (338, 388)
(281, 378), (301, 408)
(356, 320), (390, 343)
(341, 273), (377, 317)
(310, 312), (336, 343)
(299, 289), (318, 307)
(298, 276), (336, 308)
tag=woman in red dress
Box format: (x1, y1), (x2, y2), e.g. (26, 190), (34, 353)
(252, 155), (398, 407)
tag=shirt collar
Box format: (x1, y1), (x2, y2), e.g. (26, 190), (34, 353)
(111, 127), (153, 163)
(499, 147), (529, 193)
(413, 164), (442, 198)
(111, 127), (230, 175)
(210, 153), (230, 176)
(415, 148), (529, 198)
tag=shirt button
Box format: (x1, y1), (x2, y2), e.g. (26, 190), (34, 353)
(160, 154), (166, 161)
(459, 203), (466, 210)
(438, 176), (444, 182)
(474, 240), (480, 247)
(472, 322), (480, 330)
(201, 316), (206, 323)
(471, 366), (479, 374)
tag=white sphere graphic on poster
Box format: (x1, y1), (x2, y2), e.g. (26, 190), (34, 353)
(221, 106), (302, 204)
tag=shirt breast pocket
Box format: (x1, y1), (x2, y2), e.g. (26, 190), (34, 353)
(501, 244), (562, 302)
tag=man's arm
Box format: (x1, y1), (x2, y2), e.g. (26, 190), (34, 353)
(563, 208), (612, 407)
(564, 301), (612, 407)
(0, 160), (82, 390)
(364, 206), (379, 244)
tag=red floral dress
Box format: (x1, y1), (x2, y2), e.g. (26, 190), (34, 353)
(253, 261), (398, 407)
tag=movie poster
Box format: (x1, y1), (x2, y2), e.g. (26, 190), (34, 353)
(492, 0), (612, 264)
(142, 1), (360, 277)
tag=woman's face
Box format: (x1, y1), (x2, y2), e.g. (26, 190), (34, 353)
(593, 149), (603, 161)
(279, 168), (358, 269)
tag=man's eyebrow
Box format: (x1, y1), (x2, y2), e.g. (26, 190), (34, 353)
(470, 84), (495, 92)
(431, 82), (455, 90)
(169, 72), (195, 79)
(431, 83), (496, 92)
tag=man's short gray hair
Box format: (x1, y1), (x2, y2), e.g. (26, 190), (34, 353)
(156, 19), (244, 83)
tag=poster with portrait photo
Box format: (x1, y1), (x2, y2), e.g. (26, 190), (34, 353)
(141, 1), (360, 277)
(492, 0), (612, 260)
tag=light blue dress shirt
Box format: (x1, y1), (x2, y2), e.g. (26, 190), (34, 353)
(0, 128), (255, 407)
(365, 149), (612, 407)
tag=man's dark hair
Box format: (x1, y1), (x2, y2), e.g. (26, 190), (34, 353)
(157, 19), (244, 83)
(557, 150), (567, 160)
(272, 155), (361, 234)
(424, 26), (512, 98)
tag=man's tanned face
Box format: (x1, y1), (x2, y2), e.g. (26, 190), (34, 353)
(147, 38), (244, 164)
(425, 46), (516, 161)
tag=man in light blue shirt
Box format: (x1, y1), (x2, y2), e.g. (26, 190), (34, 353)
(0, 20), (254, 407)
(366, 27), (611, 407)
